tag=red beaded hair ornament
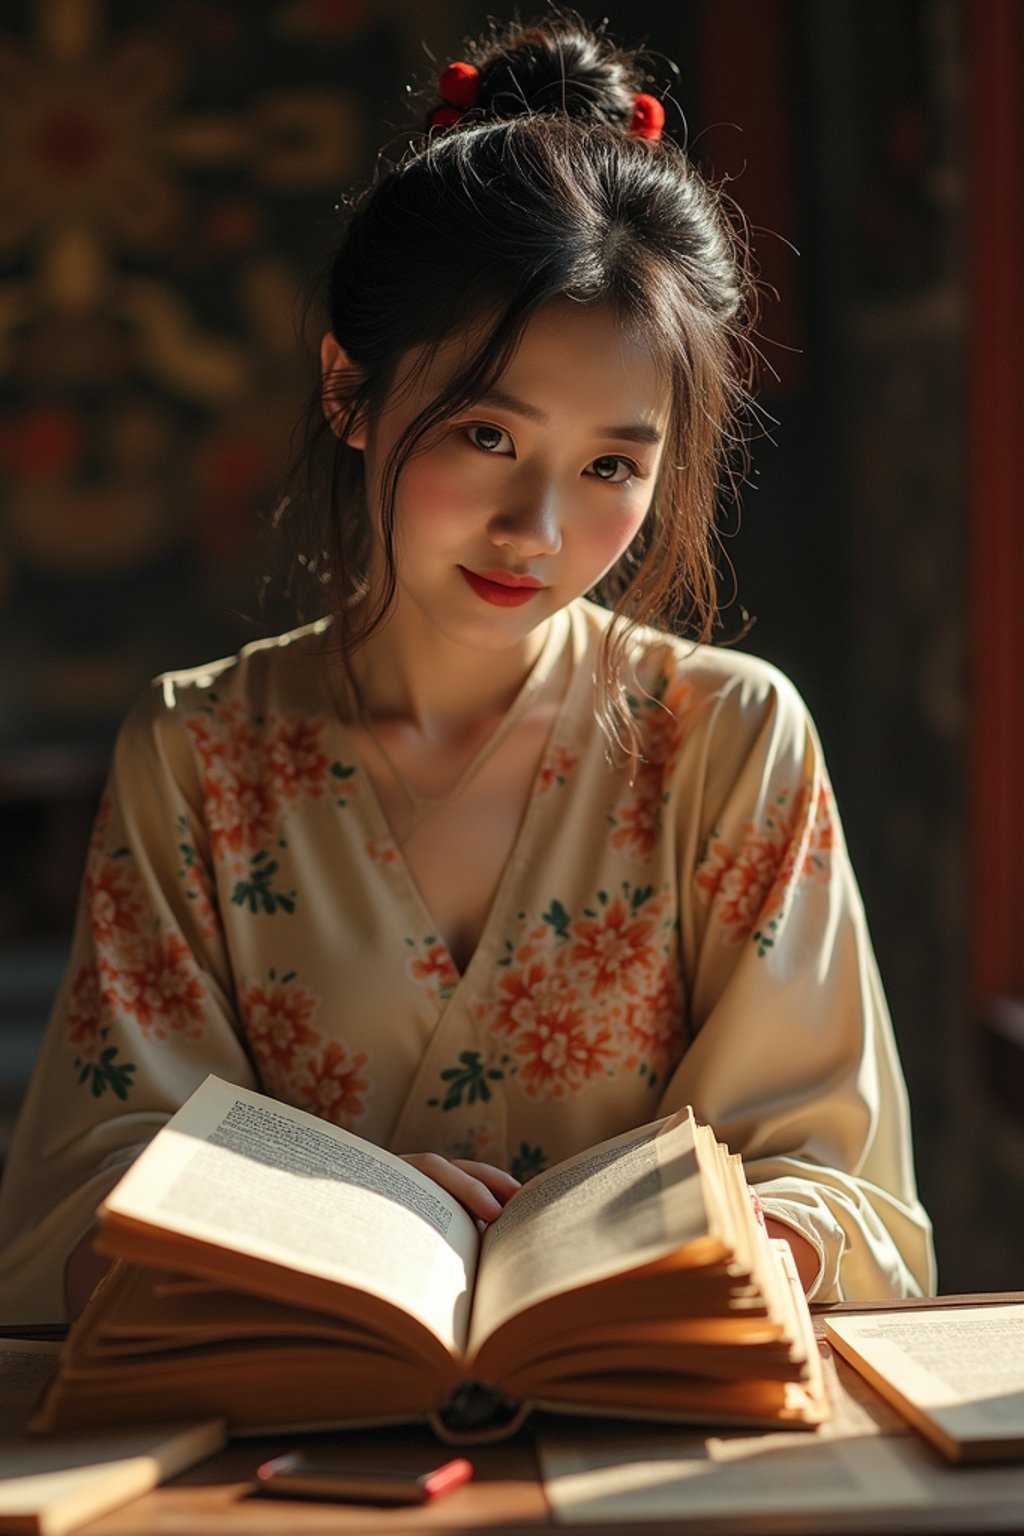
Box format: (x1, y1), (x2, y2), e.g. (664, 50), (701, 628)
(425, 61), (480, 131)
(629, 92), (665, 142)
(426, 61), (665, 143)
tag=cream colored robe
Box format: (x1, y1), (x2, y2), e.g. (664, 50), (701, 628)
(0, 600), (935, 1320)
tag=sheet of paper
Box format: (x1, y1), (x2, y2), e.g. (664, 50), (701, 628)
(826, 1303), (1024, 1441)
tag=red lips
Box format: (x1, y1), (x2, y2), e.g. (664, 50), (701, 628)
(459, 567), (545, 607)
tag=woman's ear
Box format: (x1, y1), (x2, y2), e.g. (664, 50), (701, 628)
(320, 332), (367, 449)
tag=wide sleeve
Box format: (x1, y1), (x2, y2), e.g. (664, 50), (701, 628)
(0, 682), (259, 1323)
(656, 660), (936, 1302)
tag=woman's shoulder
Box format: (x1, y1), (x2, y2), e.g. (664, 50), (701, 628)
(114, 618), (337, 769)
(153, 617), (336, 712)
(574, 598), (809, 725)
(120, 617), (335, 728)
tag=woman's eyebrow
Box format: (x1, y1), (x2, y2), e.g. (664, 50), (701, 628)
(477, 388), (663, 445)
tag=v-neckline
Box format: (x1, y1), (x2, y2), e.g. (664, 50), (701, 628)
(337, 605), (584, 999)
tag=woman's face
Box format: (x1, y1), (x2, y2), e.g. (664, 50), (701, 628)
(330, 299), (670, 653)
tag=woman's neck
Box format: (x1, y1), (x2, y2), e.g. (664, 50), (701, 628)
(347, 602), (552, 741)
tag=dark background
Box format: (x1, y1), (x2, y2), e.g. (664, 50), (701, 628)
(1, 0), (1020, 1291)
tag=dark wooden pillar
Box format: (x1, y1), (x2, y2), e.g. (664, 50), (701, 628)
(970, 2), (1024, 1025)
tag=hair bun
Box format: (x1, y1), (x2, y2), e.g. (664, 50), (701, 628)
(468, 16), (645, 132)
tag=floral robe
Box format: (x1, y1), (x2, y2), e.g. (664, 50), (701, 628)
(0, 599), (935, 1320)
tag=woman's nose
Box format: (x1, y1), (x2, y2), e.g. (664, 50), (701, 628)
(489, 479), (563, 556)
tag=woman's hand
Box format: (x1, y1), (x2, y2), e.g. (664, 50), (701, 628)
(399, 1155), (520, 1223)
(750, 1187), (820, 1294)
(764, 1217), (820, 1294)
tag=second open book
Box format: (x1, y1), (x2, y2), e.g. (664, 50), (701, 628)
(34, 1076), (826, 1440)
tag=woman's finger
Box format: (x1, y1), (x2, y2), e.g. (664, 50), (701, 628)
(448, 1159), (521, 1204)
(400, 1153), (509, 1222)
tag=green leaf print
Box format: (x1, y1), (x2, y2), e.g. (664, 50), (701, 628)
(510, 1143), (546, 1182)
(75, 1045), (136, 1100)
(177, 815), (199, 878)
(541, 899), (572, 942)
(231, 850), (297, 915)
(428, 1051), (505, 1112)
(752, 917), (780, 959)
(331, 760), (357, 807)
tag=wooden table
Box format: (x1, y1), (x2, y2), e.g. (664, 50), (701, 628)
(7, 1297), (1024, 1536)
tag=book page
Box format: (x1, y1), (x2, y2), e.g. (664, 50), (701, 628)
(101, 1076), (479, 1356)
(468, 1110), (713, 1355)
(825, 1304), (1024, 1447)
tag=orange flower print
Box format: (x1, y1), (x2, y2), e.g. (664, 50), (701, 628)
(808, 783), (836, 858)
(710, 833), (785, 938)
(480, 952), (619, 1100)
(111, 932), (206, 1040)
(198, 766), (276, 861)
(608, 768), (663, 859)
(66, 965), (102, 1058)
(184, 703), (335, 861)
(367, 836), (399, 867)
(696, 783), (833, 953)
(267, 715), (332, 803)
(514, 1008), (617, 1101)
(406, 938), (459, 1005)
(476, 885), (680, 1100)
(67, 830), (202, 1096)
(86, 859), (145, 952)
(536, 744), (579, 794)
(298, 1040), (371, 1128)
(238, 975), (319, 1077)
(66, 963), (138, 1100)
(633, 662), (695, 780)
(569, 895), (663, 998)
(488, 958), (582, 1040)
(616, 969), (686, 1080)
(754, 783), (835, 952)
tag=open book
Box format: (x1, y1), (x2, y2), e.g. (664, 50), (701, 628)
(825, 1302), (1024, 1463)
(34, 1076), (826, 1441)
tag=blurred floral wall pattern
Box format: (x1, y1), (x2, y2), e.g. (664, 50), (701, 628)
(0, 0), (451, 746)
(0, 0), (457, 1019)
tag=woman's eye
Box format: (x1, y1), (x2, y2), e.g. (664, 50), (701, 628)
(588, 455), (636, 484)
(467, 424), (513, 454)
